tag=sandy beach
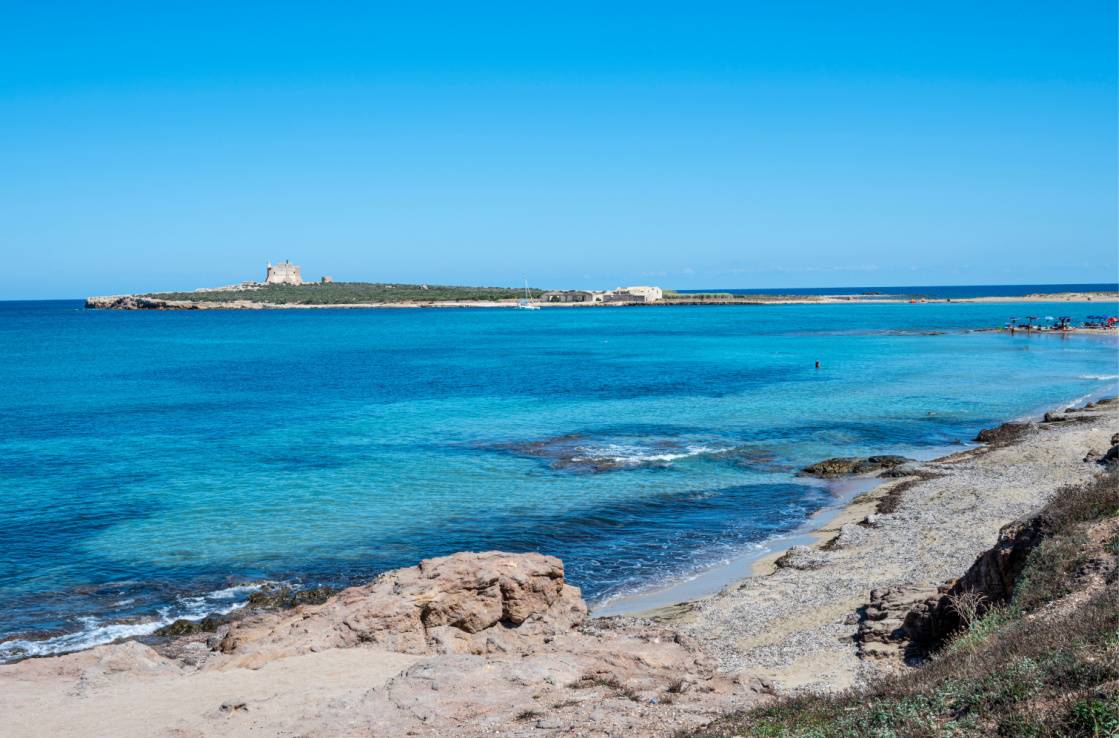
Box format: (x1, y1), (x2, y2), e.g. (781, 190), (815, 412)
(1, 395), (1115, 736)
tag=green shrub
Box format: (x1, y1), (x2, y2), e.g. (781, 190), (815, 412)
(1037, 472), (1119, 535)
(941, 604), (1017, 656)
(1012, 535), (1086, 611)
(146, 282), (545, 305)
(1065, 695), (1119, 737)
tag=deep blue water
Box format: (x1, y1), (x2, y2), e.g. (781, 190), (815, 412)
(677, 283), (1118, 299)
(0, 297), (1117, 659)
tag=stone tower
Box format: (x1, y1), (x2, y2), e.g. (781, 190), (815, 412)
(265, 260), (303, 285)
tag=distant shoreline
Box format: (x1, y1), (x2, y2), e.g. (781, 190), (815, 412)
(84, 290), (1119, 311)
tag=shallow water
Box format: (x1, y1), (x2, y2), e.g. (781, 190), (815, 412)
(0, 299), (1116, 659)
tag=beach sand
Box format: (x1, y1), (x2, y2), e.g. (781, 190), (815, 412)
(1, 399), (1116, 736)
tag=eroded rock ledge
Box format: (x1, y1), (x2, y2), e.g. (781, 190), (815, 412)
(3, 551), (769, 737)
(85, 295), (263, 310)
(217, 551), (588, 665)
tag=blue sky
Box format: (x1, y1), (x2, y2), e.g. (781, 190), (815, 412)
(1, 2), (1116, 298)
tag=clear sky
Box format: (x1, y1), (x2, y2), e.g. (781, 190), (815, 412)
(1, 2), (1116, 298)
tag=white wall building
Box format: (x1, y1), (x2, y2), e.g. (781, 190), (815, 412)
(614, 285), (663, 303)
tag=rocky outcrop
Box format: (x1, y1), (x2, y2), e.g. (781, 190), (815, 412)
(2, 552), (771, 737)
(85, 295), (188, 310)
(773, 545), (828, 570)
(855, 584), (944, 663)
(974, 421), (1034, 446)
(856, 514), (1048, 659)
(85, 295), (270, 310)
(859, 469), (1119, 662)
(217, 551), (587, 664)
(154, 615), (225, 637)
(245, 584), (336, 610)
(798, 455), (912, 478)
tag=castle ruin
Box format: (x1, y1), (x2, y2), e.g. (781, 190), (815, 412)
(265, 260), (303, 285)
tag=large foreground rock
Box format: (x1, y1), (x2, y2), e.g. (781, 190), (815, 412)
(0, 551), (769, 737)
(219, 551), (588, 663)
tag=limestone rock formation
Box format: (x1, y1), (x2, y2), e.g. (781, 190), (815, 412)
(856, 585), (944, 663)
(773, 545), (828, 570)
(218, 551), (588, 664)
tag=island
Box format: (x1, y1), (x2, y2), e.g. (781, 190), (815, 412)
(84, 260), (1118, 310)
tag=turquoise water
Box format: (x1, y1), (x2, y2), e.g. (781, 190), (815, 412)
(1, 299), (1116, 659)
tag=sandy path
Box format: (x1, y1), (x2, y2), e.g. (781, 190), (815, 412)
(0, 643), (419, 737)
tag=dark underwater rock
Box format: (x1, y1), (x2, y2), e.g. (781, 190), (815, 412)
(246, 585), (337, 610)
(799, 455), (912, 478)
(155, 615), (224, 637)
(974, 422), (1033, 446)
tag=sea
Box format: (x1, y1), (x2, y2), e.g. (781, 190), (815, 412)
(1, 292), (1117, 660)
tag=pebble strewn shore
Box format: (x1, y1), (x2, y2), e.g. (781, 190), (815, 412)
(677, 399), (1118, 693)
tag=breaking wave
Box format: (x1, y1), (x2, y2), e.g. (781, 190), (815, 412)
(491, 432), (789, 473)
(0, 583), (267, 662)
(567, 442), (724, 468)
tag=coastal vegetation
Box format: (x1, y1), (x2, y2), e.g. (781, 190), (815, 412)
(145, 282), (545, 304)
(688, 471), (1119, 738)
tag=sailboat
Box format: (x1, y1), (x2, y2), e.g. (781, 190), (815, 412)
(515, 278), (540, 310)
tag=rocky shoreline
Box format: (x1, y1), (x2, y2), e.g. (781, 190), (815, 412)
(1, 399), (1116, 736)
(672, 398), (1118, 693)
(84, 291), (1119, 310)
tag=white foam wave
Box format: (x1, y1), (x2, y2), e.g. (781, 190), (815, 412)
(0, 583), (271, 661)
(1079, 374), (1119, 381)
(0, 617), (175, 660)
(570, 443), (723, 466)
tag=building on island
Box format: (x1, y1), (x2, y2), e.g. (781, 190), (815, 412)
(540, 290), (597, 303)
(617, 285), (663, 303)
(602, 286), (663, 304)
(539, 286), (662, 305)
(266, 260), (303, 285)
(602, 290), (637, 303)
